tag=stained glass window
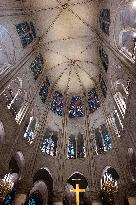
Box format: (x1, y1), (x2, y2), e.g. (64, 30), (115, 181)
(24, 190), (43, 205)
(68, 135), (76, 159)
(99, 9), (110, 35)
(67, 134), (86, 159)
(16, 22), (36, 48)
(69, 96), (84, 118)
(88, 88), (100, 113)
(95, 124), (112, 154)
(51, 91), (64, 116)
(39, 78), (50, 103)
(24, 117), (36, 144)
(101, 124), (112, 151)
(3, 189), (16, 205)
(31, 54), (44, 80)
(99, 47), (109, 72)
(40, 132), (57, 156)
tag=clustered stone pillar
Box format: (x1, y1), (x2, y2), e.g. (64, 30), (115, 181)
(90, 191), (102, 205)
(53, 190), (64, 205)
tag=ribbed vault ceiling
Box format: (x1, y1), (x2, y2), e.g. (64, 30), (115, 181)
(25, 0), (100, 96)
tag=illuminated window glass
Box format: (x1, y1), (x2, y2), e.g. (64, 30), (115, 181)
(40, 132), (57, 156)
(69, 96), (84, 118)
(88, 88), (100, 113)
(31, 54), (44, 80)
(39, 78), (50, 103)
(51, 91), (64, 116)
(68, 134), (86, 159)
(24, 117), (36, 144)
(95, 124), (112, 154)
(16, 21), (36, 48)
(99, 9), (110, 35)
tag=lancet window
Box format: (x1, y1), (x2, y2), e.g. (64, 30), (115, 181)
(69, 96), (84, 118)
(99, 47), (109, 72)
(88, 88), (100, 113)
(24, 117), (36, 144)
(95, 124), (112, 155)
(68, 134), (85, 159)
(99, 9), (110, 35)
(30, 54), (44, 80)
(16, 21), (36, 48)
(1, 78), (27, 120)
(39, 78), (50, 103)
(24, 190), (43, 205)
(51, 91), (64, 116)
(113, 80), (130, 118)
(40, 131), (57, 156)
(116, 2), (136, 61)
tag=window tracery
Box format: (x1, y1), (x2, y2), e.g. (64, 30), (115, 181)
(24, 117), (36, 144)
(99, 9), (110, 35)
(40, 132), (57, 156)
(51, 91), (64, 116)
(39, 77), (50, 103)
(95, 124), (112, 155)
(30, 54), (44, 80)
(69, 96), (84, 118)
(88, 88), (100, 113)
(16, 22), (36, 48)
(68, 134), (85, 159)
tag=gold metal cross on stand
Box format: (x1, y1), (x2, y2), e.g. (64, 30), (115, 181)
(70, 184), (85, 205)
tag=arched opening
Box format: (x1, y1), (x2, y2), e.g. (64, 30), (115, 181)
(0, 121), (5, 144)
(100, 166), (119, 205)
(24, 115), (37, 144)
(24, 168), (53, 204)
(0, 25), (15, 75)
(1, 152), (25, 204)
(64, 172), (89, 205)
(128, 148), (136, 182)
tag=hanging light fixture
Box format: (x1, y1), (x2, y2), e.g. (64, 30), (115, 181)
(0, 174), (14, 202)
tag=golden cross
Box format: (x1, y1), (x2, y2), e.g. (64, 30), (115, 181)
(70, 184), (85, 205)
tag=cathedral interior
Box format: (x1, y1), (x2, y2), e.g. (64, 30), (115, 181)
(0, 0), (136, 204)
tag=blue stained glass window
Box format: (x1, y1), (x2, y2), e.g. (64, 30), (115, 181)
(88, 88), (100, 113)
(3, 189), (16, 205)
(16, 22), (30, 35)
(95, 124), (112, 155)
(16, 21), (36, 48)
(51, 91), (64, 116)
(99, 47), (109, 72)
(99, 9), (110, 35)
(101, 124), (112, 151)
(69, 96), (84, 118)
(40, 132), (57, 156)
(31, 54), (44, 80)
(68, 135), (76, 159)
(24, 191), (43, 205)
(39, 78), (50, 103)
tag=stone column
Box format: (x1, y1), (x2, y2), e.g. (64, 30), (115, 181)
(90, 191), (102, 205)
(124, 183), (136, 205)
(92, 201), (102, 205)
(53, 190), (64, 205)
